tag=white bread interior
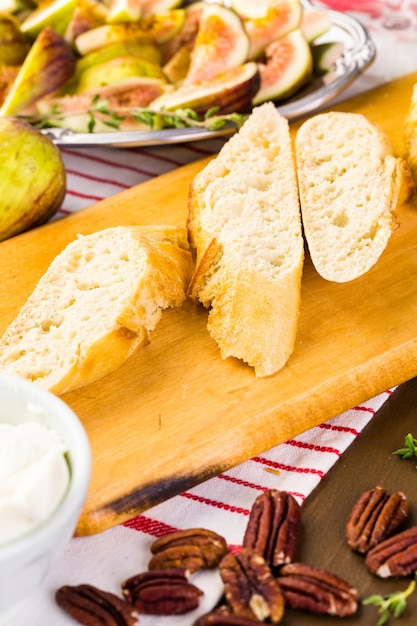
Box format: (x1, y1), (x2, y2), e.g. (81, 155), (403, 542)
(187, 102), (304, 377)
(296, 111), (414, 283)
(0, 225), (193, 394)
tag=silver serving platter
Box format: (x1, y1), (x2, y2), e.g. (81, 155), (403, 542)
(42, 1), (376, 148)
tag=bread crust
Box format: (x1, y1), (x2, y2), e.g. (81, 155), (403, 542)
(188, 103), (304, 377)
(296, 111), (414, 283)
(0, 225), (193, 394)
(404, 83), (417, 187)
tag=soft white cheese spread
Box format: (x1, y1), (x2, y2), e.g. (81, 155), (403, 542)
(0, 421), (70, 546)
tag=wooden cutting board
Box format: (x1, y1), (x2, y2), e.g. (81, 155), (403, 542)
(1, 71), (417, 536)
(281, 377), (417, 625)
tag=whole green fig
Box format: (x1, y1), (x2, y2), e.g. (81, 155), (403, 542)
(0, 117), (66, 241)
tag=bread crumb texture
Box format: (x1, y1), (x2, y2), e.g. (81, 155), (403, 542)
(0, 226), (193, 394)
(296, 111), (413, 282)
(188, 102), (304, 377)
(190, 103), (302, 276)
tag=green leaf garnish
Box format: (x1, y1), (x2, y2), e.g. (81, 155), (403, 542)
(27, 96), (248, 134)
(363, 577), (416, 625)
(393, 433), (417, 465)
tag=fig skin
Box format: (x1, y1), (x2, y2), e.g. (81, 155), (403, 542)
(0, 26), (76, 116)
(20, 0), (78, 39)
(74, 55), (166, 94)
(75, 39), (162, 74)
(0, 117), (66, 242)
(236, 0), (303, 60)
(64, 0), (109, 44)
(252, 28), (312, 105)
(0, 13), (31, 66)
(151, 61), (260, 115)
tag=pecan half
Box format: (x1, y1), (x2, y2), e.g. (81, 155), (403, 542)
(276, 562), (358, 617)
(56, 584), (138, 626)
(219, 548), (285, 624)
(365, 525), (417, 577)
(346, 486), (409, 553)
(149, 528), (228, 573)
(242, 489), (301, 567)
(121, 568), (203, 615)
(194, 607), (263, 625)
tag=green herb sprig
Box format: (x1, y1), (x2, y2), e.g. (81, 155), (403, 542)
(131, 105), (247, 131)
(363, 577), (417, 625)
(393, 433), (417, 466)
(28, 95), (248, 134)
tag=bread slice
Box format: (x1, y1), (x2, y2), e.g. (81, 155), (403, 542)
(405, 83), (417, 186)
(187, 102), (304, 377)
(0, 225), (193, 394)
(296, 111), (414, 283)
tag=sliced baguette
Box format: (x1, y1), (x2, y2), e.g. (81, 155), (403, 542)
(296, 111), (414, 283)
(405, 83), (417, 186)
(187, 102), (304, 377)
(0, 225), (193, 394)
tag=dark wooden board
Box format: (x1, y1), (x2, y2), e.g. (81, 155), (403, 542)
(284, 378), (417, 625)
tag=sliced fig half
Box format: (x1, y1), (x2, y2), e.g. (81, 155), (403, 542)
(311, 40), (343, 76)
(183, 4), (249, 86)
(140, 0), (182, 17)
(64, 0), (108, 44)
(0, 65), (20, 107)
(138, 10), (186, 44)
(74, 23), (153, 55)
(301, 8), (331, 42)
(162, 42), (192, 83)
(36, 79), (168, 131)
(74, 55), (166, 94)
(150, 61), (260, 115)
(252, 28), (312, 105)
(57, 39), (157, 96)
(159, 1), (204, 64)
(76, 39), (161, 74)
(106, 0), (142, 24)
(239, 0), (302, 60)
(0, 26), (76, 116)
(76, 10), (185, 51)
(20, 0), (78, 38)
(231, 0), (274, 19)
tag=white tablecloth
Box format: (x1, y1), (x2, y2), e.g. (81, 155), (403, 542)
(10, 3), (417, 624)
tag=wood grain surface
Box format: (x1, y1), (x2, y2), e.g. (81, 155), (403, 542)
(284, 377), (417, 625)
(0, 71), (416, 535)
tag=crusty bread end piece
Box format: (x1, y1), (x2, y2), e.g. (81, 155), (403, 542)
(296, 111), (414, 283)
(0, 225), (193, 394)
(188, 102), (304, 377)
(405, 83), (417, 186)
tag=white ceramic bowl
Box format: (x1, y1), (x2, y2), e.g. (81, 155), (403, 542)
(0, 374), (91, 624)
